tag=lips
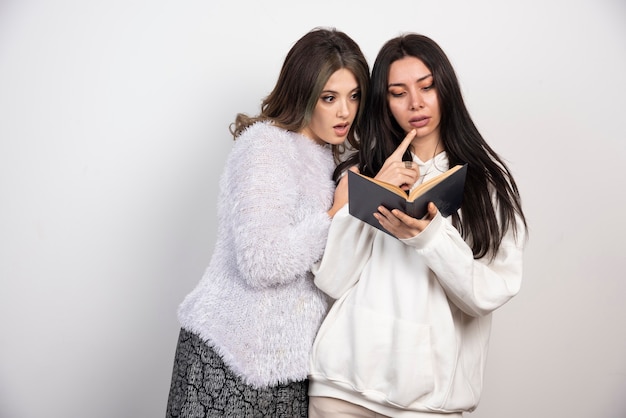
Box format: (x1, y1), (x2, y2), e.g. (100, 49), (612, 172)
(409, 116), (430, 129)
(333, 123), (350, 137)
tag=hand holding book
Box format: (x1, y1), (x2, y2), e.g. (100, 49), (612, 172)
(345, 130), (467, 237)
(347, 164), (467, 236)
(374, 200), (440, 240)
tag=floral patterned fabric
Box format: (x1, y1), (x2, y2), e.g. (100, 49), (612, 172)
(166, 328), (308, 418)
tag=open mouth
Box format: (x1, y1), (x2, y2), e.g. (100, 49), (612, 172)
(333, 123), (350, 136)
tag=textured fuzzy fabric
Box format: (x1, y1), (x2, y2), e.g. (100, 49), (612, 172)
(178, 122), (334, 389)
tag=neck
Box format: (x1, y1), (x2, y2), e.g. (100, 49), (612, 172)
(411, 134), (443, 162)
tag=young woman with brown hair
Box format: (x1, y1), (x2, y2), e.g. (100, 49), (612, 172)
(166, 27), (369, 417)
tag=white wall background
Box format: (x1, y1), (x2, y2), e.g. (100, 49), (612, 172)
(1, 1), (625, 417)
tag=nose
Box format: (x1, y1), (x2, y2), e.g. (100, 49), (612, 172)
(337, 99), (350, 118)
(409, 91), (424, 110)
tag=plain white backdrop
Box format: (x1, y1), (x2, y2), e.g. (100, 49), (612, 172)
(1, 1), (625, 417)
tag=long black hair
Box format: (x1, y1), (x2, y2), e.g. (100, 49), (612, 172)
(359, 33), (526, 259)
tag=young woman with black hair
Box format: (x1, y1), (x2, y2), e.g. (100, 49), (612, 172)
(308, 33), (528, 417)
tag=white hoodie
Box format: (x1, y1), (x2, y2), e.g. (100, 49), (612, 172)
(308, 152), (525, 417)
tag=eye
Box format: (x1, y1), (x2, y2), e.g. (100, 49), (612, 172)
(350, 91), (361, 101)
(388, 90), (406, 98)
(422, 84), (434, 91)
(321, 95), (336, 103)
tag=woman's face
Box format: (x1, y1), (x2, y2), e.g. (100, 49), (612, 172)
(387, 56), (441, 145)
(299, 68), (361, 146)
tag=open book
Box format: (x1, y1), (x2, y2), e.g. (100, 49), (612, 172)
(348, 164), (467, 234)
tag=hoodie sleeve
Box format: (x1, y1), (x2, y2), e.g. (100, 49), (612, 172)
(312, 205), (376, 299)
(403, 211), (526, 317)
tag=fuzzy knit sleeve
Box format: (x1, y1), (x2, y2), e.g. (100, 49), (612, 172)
(219, 123), (334, 288)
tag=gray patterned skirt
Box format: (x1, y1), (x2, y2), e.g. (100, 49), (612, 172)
(166, 328), (309, 417)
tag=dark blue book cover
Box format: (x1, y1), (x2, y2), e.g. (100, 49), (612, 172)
(348, 164), (467, 236)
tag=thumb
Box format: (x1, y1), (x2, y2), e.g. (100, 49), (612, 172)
(428, 202), (439, 218)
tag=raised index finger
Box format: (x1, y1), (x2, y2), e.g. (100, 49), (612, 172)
(389, 129), (417, 160)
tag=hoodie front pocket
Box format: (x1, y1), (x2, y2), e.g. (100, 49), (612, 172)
(311, 302), (435, 407)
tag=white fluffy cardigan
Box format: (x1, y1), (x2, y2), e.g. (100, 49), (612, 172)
(178, 121), (334, 388)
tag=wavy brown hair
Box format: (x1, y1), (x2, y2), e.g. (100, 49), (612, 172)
(230, 27), (369, 180)
(358, 34), (527, 259)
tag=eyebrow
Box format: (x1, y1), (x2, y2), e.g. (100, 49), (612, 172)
(321, 86), (361, 94)
(388, 73), (433, 88)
